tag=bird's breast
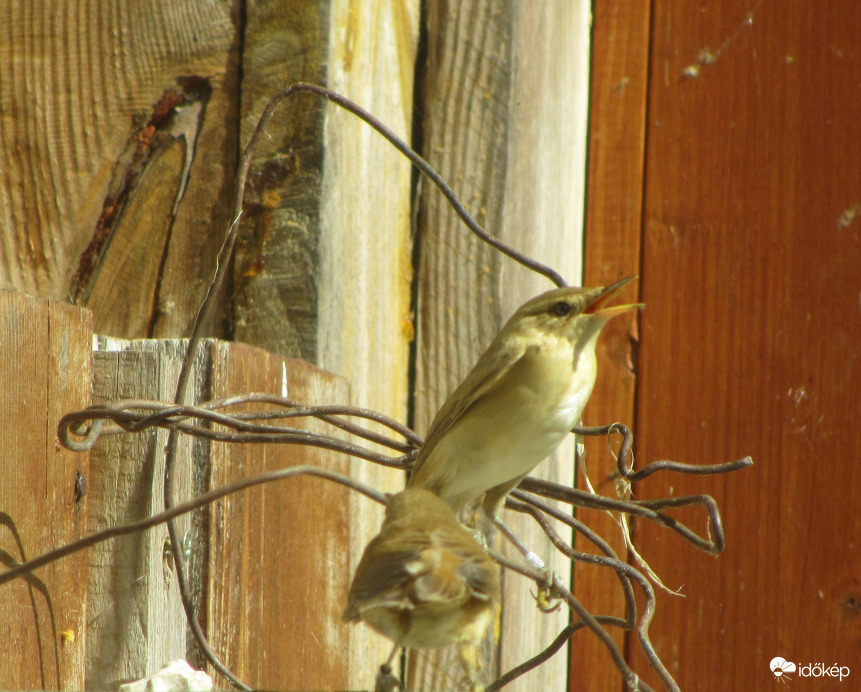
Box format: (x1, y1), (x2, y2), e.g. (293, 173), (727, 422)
(422, 342), (598, 506)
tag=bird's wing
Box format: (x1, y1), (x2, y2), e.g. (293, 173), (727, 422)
(409, 545), (469, 605)
(410, 526), (494, 605)
(414, 338), (528, 465)
(439, 532), (501, 603)
(343, 528), (434, 619)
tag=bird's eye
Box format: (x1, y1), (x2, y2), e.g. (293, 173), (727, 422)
(550, 301), (571, 317)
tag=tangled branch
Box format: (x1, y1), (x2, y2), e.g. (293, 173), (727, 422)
(49, 396), (751, 691)
(1, 84), (754, 692)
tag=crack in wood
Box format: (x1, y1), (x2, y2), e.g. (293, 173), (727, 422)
(69, 78), (212, 304)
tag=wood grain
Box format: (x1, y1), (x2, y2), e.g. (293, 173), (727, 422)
(0, 291), (93, 690)
(211, 3), (421, 680)
(413, 2), (591, 689)
(576, 2), (652, 690)
(319, 1), (421, 685)
(627, 1), (861, 690)
(0, 0), (239, 339)
(232, 0), (329, 360)
(86, 340), (206, 688)
(205, 343), (350, 690)
(2, 1), (419, 686)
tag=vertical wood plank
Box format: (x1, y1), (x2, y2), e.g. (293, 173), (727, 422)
(413, 2), (591, 689)
(86, 340), (205, 688)
(321, 1), (420, 685)
(206, 342), (350, 690)
(495, 6), (592, 691)
(232, 0), (329, 359)
(228, 3), (420, 680)
(576, 2), (651, 690)
(409, 9), (514, 684)
(0, 291), (93, 690)
(628, 1), (861, 690)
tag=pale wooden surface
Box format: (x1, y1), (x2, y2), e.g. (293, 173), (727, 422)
(86, 339), (207, 689)
(0, 291), (93, 690)
(412, 1), (591, 689)
(319, 1), (421, 686)
(0, 0), (239, 338)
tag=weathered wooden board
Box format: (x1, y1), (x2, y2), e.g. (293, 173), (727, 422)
(87, 337), (354, 690)
(413, 2), (591, 689)
(0, 291), (93, 690)
(86, 339), (206, 689)
(318, 2), (421, 685)
(0, 0), (240, 339)
(205, 342), (351, 690)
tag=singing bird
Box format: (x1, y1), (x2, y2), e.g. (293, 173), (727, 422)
(343, 489), (500, 689)
(408, 277), (641, 517)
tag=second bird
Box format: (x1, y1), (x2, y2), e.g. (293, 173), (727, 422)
(408, 276), (642, 517)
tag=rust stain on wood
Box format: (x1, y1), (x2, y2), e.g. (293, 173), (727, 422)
(70, 80), (211, 305)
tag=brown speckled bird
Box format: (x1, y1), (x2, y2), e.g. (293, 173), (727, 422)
(343, 489), (501, 690)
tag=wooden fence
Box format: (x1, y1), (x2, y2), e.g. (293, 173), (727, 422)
(1, 1), (860, 691)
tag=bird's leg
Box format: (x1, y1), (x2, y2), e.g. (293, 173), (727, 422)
(532, 570), (564, 614)
(374, 645), (404, 692)
(490, 514), (564, 613)
(458, 641), (486, 692)
(481, 475), (528, 519)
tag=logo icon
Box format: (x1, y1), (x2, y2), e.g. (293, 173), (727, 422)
(770, 657), (797, 683)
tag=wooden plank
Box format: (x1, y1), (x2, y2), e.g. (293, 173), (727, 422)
(0, 291), (93, 690)
(629, 1), (861, 690)
(205, 342), (350, 690)
(88, 338), (354, 689)
(225, 2), (420, 680)
(319, 2), (420, 686)
(232, 0), (330, 359)
(575, 2), (651, 690)
(3, 1), (419, 686)
(86, 340), (205, 688)
(412, 2), (591, 689)
(0, 0), (239, 339)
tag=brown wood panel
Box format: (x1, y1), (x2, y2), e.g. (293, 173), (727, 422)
(628, 1), (861, 690)
(206, 343), (351, 690)
(0, 291), (93, 689)
(576, 2), (652, 690)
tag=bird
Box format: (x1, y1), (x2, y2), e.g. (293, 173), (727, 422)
(408, 276), (641, 517)
(343, 488), (501, 690)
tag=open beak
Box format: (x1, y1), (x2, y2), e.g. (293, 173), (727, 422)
(583, 276), (644, 317)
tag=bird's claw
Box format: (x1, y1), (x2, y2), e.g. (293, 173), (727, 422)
(463, 524), (489, 551)
(531, 567), (564, 613)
